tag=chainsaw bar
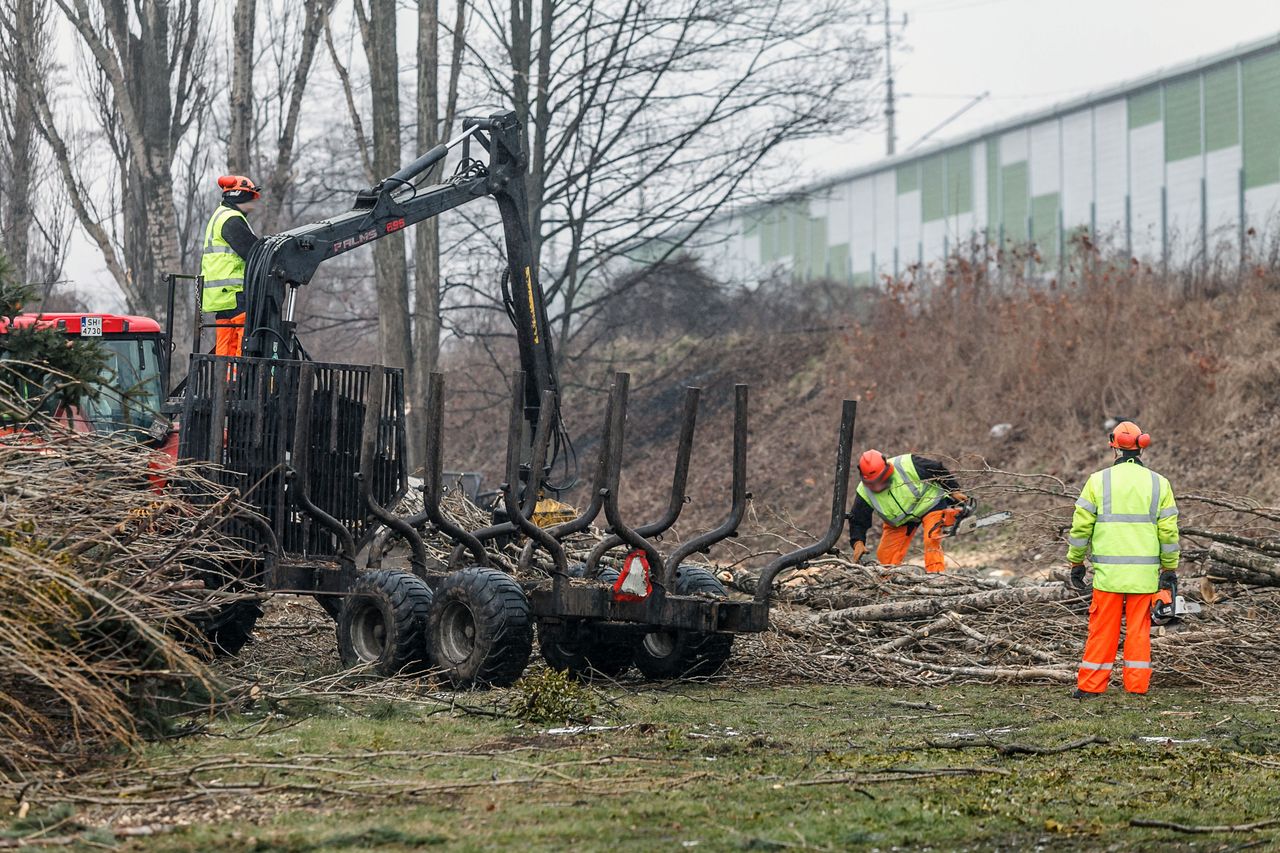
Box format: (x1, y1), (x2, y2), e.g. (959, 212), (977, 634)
(949, 510), (1012, 536)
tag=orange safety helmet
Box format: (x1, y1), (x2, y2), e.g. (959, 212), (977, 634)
(1109, 421), (1151, 451)
(858, 449), (894, 492)
(217, 174), (262, 200)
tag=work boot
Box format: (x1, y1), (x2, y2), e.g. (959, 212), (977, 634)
(1072, 688), (1103, 700)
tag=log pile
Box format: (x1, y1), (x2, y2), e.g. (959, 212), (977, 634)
(716, 547), (1280, 692)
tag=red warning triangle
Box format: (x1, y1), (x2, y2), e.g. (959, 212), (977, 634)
(613, 550), (652, 601)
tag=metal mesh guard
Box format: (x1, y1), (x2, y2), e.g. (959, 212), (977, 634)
(178, 355), (407, 558)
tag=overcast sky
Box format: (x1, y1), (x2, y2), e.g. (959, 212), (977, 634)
(829, 0), (1280, 169)
(63, 0), (1280, 306)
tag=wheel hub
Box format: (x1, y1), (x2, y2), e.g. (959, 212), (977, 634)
(439, 600), (478, 664)
(350, 601), (388, 661)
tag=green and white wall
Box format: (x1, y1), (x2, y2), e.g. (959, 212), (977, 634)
(701, 35), (1280, 283)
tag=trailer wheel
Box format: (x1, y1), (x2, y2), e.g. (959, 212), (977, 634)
(337, 570), (433, 676)
(187, 558), (263, 656)
(200, 597), (264, 656)
(633, 565), (734, 680)
(538, 569), (634, 680)
(428, 567), (532, 688)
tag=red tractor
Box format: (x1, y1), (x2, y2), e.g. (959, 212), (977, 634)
(0, 312), (169, 441)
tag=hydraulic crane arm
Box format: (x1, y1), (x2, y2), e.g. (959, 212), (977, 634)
(239, 110), (558, 438)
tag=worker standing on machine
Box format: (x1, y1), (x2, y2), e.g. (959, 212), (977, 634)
(1067, 421), (1179, 698)
(847, 449), (968, 573)
(201, 175), (262, 357)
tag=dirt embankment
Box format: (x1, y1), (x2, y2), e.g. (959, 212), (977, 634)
(442, 254), (1280, 549)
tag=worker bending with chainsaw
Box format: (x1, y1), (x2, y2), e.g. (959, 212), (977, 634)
(1067, 421), (1179, 698)
(201, 175), (263, 357)
(847, 450), (968, 573)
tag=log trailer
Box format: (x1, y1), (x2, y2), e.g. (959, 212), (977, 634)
(4, 111), (861, 686)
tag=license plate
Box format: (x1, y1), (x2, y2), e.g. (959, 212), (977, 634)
(80, 316), (103, 337)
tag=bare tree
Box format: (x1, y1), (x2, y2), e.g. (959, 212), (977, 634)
(1, 0), (75, 299)
(460, 0), (880, 366)
(348, 0), (412, 382)
(249, 0), (334, 233)
(0, 0), (48, 286)
(228, 0), (256, 173)
(410, 0), (467, 454)
(31, 0), (211, 317)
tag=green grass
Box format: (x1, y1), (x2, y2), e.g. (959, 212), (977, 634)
(13, 683), (1280, 851)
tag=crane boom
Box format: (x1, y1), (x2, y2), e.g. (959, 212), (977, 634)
(239, 111), (558, 446)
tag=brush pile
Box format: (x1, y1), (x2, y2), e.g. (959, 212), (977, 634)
(0, 422), (254, 776)
(715, 513), (1280, 693)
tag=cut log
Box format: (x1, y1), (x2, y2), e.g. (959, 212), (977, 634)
(1206, 544), (1280, 588)
(803, 583), (1082, 626)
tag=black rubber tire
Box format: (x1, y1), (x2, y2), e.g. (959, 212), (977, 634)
(187, 558), (263, 657)
(633, 565), (734, 680)
(337, 570), (434, 676)
(538, 568), (634, 680)
(200, 596), (264, 656)
(427, 567), (533, 688)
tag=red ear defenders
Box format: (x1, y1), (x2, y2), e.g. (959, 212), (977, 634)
(1108, 421), (1151, 450)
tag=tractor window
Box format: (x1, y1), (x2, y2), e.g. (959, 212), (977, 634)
(80, 335), (165, 435)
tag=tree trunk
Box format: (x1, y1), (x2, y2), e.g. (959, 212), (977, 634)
(360, 0), (412, 379)
(410, 0), (442, 469)
(0, 0), (39, 285)
(228, 0), (256, 174)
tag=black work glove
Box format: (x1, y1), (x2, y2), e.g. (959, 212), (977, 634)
(1069, 562), (1088, 590)
(1159, 569), (1177, 591)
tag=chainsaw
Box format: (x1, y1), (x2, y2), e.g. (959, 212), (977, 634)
(930, 497), (1012, 538)
(1152, 575), (1203, 625)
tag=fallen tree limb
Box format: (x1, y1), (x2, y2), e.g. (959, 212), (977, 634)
(807, 583), (1082, 625)
(865, 651), (1075, 683)
(872, 614), (958, 653)
(784, 765), (1011, 787)
(1129, 817), (1280, 834)
(928, 734), (1108, 756)
(1182, 527), (1280, 555)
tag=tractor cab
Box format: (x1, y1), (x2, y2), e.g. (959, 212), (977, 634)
(0, 313), (167, 438)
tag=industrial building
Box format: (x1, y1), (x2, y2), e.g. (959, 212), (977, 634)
(698, 33), (1280, 283)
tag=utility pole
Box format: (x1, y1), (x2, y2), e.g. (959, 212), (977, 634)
(884, 0), (896, 156)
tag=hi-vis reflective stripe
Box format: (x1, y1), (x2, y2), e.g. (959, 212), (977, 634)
(1068, 536), (1089, 548)
(203, 245), (237, 255)
(204, 207), (241, 249)
(202, 277), (243, 287)
(1098, 468), (1161, 523)
(1090, 554), (1161, 565)
(895, 455), (924, 499)
(1076, 498), (1097, 513)
(1079, 661), (1114, 670)
(1123, 660), (1152, 669)
(1159, 506), (1179, 519)
(1161, 542), (1181, 553)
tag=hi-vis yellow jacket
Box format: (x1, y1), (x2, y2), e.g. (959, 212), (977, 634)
(200, 205), (248, 313)
(1066, 458), (1179, 594)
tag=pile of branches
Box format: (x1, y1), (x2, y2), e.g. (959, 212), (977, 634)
(391, 486), (615, 575)
(717, 521), (1280, 692)
(0, 423), (254, 776)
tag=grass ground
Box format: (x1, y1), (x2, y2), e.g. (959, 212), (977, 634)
(12, 679), (1279, 852)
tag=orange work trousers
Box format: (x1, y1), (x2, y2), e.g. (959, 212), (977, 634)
(215, 313), (245, 357)
(876, 507), (961, 573)
(1077, 589), (1153, 695)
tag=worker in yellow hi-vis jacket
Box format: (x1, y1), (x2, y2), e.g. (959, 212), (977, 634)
(1066, 421), (1179, 698)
